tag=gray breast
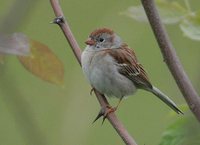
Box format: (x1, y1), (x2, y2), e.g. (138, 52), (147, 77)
(88, 52), (137, 98)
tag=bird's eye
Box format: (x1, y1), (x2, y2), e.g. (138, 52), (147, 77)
(99, 38), (104, 42)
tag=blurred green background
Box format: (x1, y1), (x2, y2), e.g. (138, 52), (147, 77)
(0, 0), (199, 145)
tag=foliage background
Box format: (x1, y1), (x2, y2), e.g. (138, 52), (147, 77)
(0, 0), (199, 145)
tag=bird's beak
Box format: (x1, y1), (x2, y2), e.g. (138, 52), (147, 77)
(85, 39), (95, 46)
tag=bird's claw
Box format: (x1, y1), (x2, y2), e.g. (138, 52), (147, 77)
(92, 105), (117, 125)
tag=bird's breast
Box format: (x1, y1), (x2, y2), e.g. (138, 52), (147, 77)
(81, 48), (136, 98)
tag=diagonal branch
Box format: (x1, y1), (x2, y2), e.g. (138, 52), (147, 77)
(141, 0), (200, 122)
(49, 0), (138, 144)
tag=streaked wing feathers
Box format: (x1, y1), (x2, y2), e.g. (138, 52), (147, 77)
(107, 44), (152, 89)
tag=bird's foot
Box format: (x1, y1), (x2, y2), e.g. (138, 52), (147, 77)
(93, 105), (117, 124)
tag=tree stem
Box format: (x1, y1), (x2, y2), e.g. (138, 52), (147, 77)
(141, 0), (200, 122)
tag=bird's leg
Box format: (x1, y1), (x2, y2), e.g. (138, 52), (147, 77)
(101, 97), (124, 123)
(113, 96), (123, 110)
(93, 97), (124, 124)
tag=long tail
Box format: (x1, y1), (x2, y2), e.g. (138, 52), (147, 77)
(149, 86), (183, 114)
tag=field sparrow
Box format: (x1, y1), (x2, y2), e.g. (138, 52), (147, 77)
(81, 28), (182, 118)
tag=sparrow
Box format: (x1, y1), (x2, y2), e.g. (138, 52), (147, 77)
(81, 28), (183, 119)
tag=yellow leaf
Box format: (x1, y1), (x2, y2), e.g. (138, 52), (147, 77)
(18, 39), (64, 85)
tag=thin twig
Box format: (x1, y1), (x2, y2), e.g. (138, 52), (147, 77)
(141, 0), (200, 122)
(49, 0), (138, 144)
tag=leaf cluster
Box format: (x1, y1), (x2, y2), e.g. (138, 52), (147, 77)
(122, 0), (200, 41)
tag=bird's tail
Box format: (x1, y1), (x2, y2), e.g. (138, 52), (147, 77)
(149, 86), (183, 114)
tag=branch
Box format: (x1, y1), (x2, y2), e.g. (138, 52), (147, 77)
(141, 0), (200, 121)
(49, 0), (138, 144)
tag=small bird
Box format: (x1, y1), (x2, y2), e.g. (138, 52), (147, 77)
(81, 28), (183, 119)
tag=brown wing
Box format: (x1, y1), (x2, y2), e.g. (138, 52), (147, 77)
(107, 43), (152, 89)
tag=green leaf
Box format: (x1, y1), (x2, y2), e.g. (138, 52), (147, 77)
(180, 11), (200, 41)
(121, 5), (148, 23)
(18, 39), (64, 85)
(159, 115), (200, 145)
(156, 0), (187, 24)
(122, 0), (187, 24)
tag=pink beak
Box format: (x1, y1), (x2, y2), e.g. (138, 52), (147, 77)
(85, 39), (95, 45)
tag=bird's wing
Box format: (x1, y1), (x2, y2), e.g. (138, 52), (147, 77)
(107, 44), (152, 89)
